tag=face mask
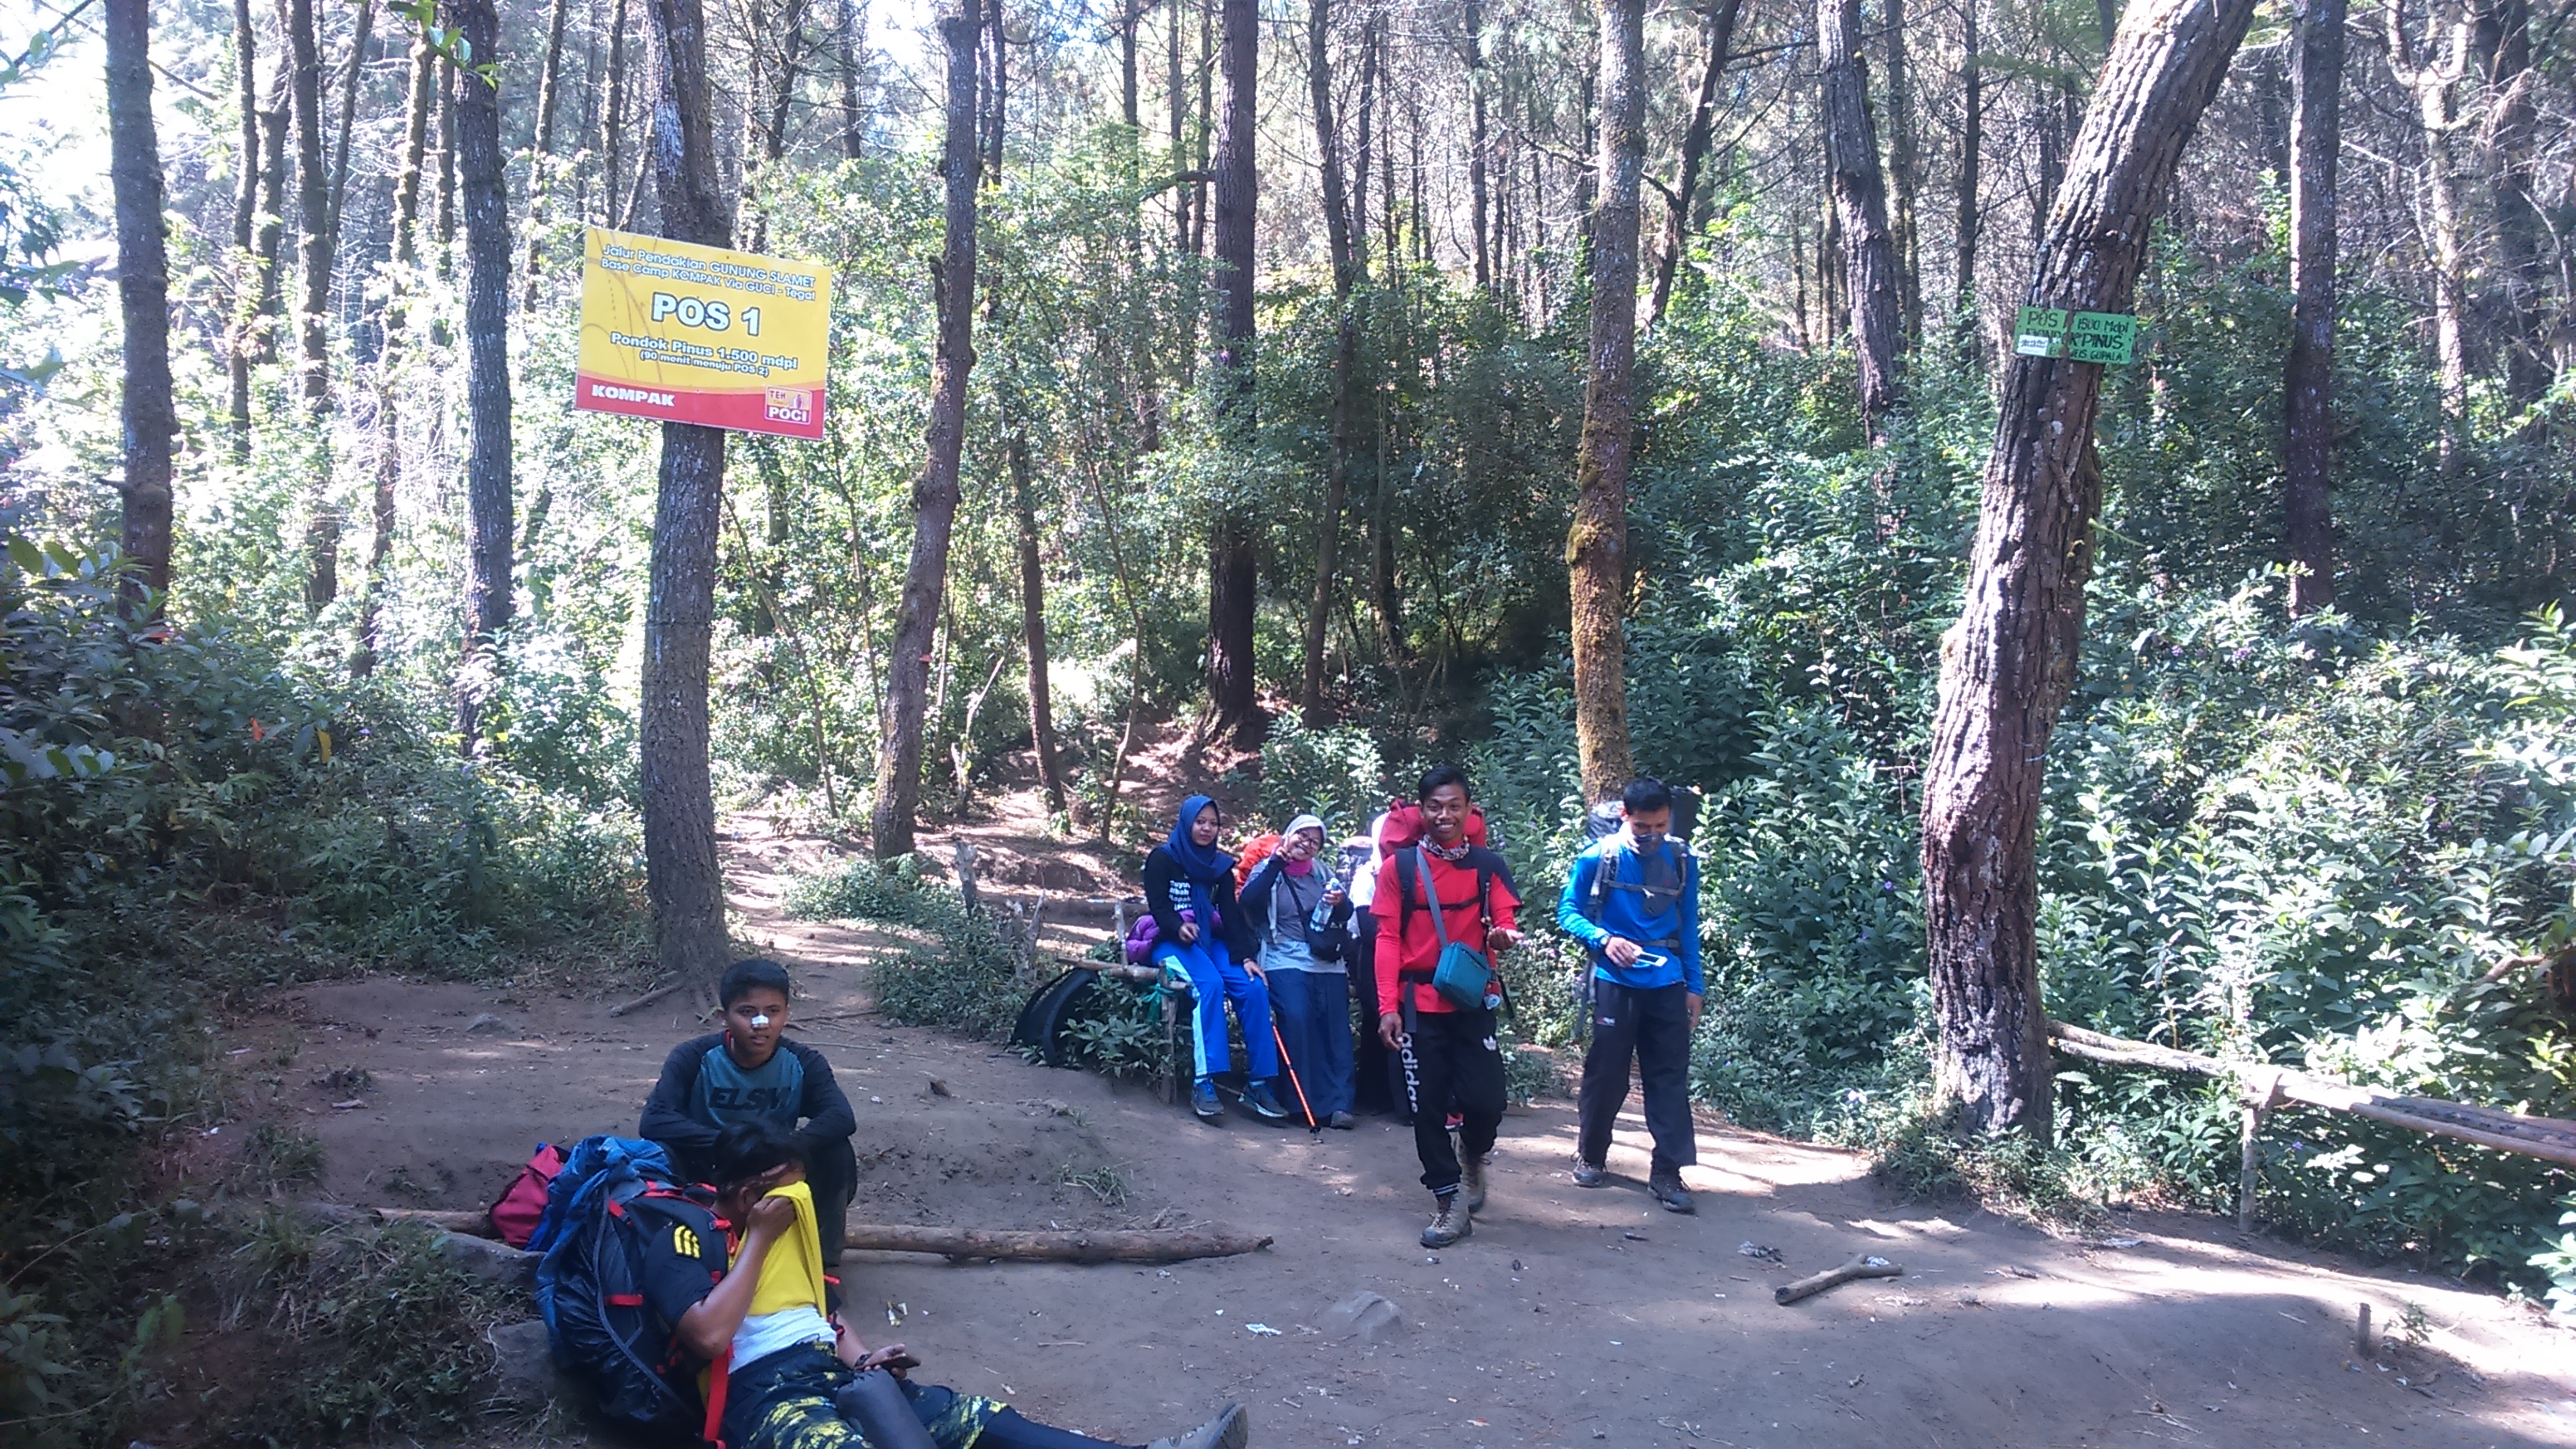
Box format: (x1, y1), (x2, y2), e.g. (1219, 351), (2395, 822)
(1629, 830), (1665, 852)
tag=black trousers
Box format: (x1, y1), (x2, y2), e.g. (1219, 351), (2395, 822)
(1403, 1007), (1505, 1195)
(1575, 979), (1698, 1178)
(1348, 929), (1396, 1115)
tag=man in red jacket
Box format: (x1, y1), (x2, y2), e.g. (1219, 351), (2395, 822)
(1374, 765), (1525, 1247)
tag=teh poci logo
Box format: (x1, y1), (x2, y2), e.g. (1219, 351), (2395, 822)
(764, 388), (813, 425)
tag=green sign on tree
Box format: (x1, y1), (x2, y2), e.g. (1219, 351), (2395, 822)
(2013, 305), (2139, 364)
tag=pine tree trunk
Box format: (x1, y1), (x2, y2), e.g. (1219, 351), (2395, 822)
(286, 0), (340, 608)
(1818, 0), (1901, 436)
(1650, 0), (1739, 326)
(108, 0), (176, 617)
(2472, 0), (2547, 407)
(1301, 0), (1354, 727)
(639, 0), (735, 990)
(602, 0), (628, 225)
(871, 0), (981, 859)
(2283, 0), (2341, 616)
(838, 0), (868, 159)
(1568, 0), (1642, 804)
(1920, 0), (2256, 1141)
(227, 0), (261, 458)
(451, 0), (515, 748)
(325, 0), (375, 247)
(1885, 0), (1920, 345)
(1009, 430), (1066, 816)
(285, 0), (333, 414)
(356, 28), (436, 676)
(2387, 0), (2471, 477)
(520, 0), (573, 305)
(251, 17), (290, 365)
(1464, 0), (1490, 293)
(1952, 0), (1982, 359)
(1205, 0), (1261, 747)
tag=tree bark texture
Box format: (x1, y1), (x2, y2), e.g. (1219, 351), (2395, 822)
(1920, 0), (2256, 1141)
(602, 0), (630, 226)
(640, 0), (735, 988)
(1008, 430), (1066, 816)
(520, 0), (573, 305)
(871, 0), (980, 859)
(1817, 0), (1901, 434)
(1650, 0), (1739, 326)
(1567, 0), (1642, 804)
(108, 0), (176, 617)
(2284, 0), (2342, 616)
(227, 0), (260, 457)
(1205, 0), (1260, 747)
(451, 0), (515, 746)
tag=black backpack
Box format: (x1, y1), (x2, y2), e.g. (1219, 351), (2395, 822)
(544, 1167), (725, 1437)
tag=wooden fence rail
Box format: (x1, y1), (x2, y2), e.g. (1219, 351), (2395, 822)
(2045, 1020), (2576, 1231)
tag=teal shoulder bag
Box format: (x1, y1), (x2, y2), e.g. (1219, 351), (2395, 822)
(1417, 847), (1501, 1011)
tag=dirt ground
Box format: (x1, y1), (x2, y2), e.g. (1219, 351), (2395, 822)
(215, 817), (2576, 1449)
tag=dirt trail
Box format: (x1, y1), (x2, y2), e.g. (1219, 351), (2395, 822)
(236, 813), (2576, 1449)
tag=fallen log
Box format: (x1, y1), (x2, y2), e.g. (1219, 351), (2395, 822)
(2047, 1022), (2576, 1169)
(607, 978), (694, 1017)
(377, 1207), (495, 1234)
(363, 1206), (1272, 1265)
(844, 1222), (1272, 1265)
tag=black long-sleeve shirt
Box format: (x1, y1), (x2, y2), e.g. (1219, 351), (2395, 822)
(1141, 845), (1256, 962)
(638, 1032), (856, 1178)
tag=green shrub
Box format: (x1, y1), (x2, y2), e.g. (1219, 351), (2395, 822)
(787, 856), (1027, 1039)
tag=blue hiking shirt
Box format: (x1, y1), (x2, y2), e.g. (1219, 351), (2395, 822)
(1557, 837), (1704, 994)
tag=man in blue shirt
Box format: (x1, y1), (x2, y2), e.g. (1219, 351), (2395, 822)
(1556, 778), (1704, 1213)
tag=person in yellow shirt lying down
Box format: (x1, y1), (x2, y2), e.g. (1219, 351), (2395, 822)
(661, 1120), (1250, 1449)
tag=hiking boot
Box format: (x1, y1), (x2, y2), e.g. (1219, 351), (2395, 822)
(1146, 1403), (1248, 1449)
(1649, 1172), (1695, 1214)
(1421, 1193), (1473, 1248)
(1461, 1152), (1490, 1214)
(1572, 1160), (1608, 1188)
(1327, 1110), (1357, 1130)
(1191, 1078), (1224, 1123)
(1243, 1079), (1292, 1123)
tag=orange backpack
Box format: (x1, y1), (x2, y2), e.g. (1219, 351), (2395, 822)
(1232, 832), (1282, 890)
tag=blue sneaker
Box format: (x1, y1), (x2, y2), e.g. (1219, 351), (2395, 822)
(1191, 1077), (1224, 1122)
(1243, 1079), (1292, 1122)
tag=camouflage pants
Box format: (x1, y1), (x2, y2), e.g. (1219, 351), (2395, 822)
(721, 1345), (1003, 1449)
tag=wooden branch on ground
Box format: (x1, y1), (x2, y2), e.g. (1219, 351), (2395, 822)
(607, 978), (692, 1017)
(376, 1207), (493, 1233)
(364, 1206), (1272, 1265)
(2046, 1021), (2576, 1169)
(844, 1221), (1271, 1264)
(1773, 1251), (1900, 1305)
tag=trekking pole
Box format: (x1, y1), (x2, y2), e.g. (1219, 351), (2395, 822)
(1269, 1022), (1319, 1130)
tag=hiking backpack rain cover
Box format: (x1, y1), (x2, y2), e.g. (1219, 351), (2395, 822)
(531, 1135), (724, 1437)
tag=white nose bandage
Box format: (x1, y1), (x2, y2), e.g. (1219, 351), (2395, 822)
(750, 1014), (771, 1028)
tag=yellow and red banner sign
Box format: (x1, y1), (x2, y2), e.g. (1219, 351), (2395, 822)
(574, 227), (832, 440)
